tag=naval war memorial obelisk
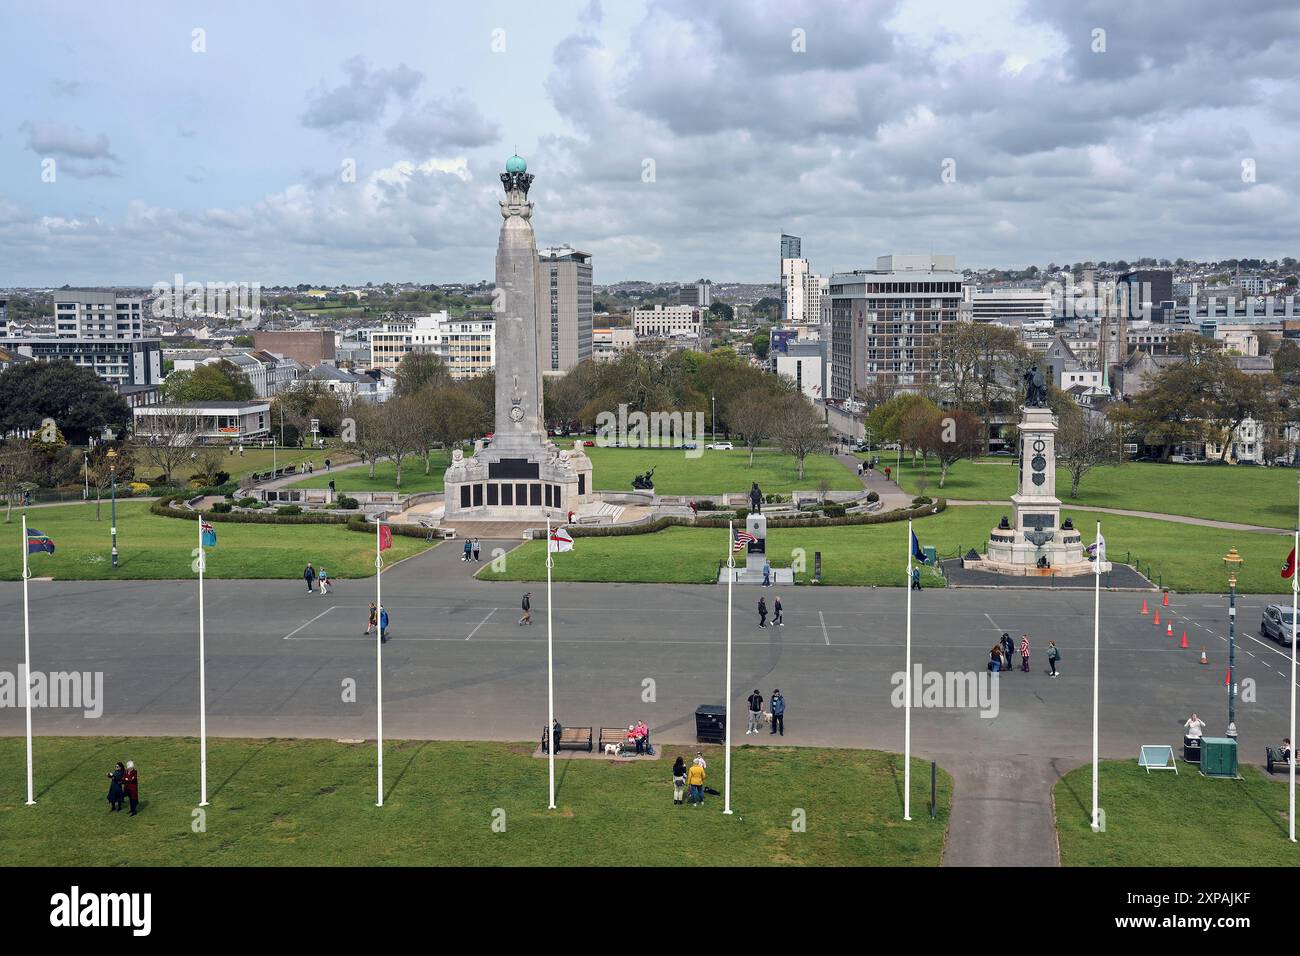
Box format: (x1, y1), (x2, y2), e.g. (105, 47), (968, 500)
(442, 154), (593, 521)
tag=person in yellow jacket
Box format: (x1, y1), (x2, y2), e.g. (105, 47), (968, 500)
(686, 760), (706, 807)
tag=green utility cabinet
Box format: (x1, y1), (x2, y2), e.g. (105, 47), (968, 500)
(1199, 737), (1239, 778)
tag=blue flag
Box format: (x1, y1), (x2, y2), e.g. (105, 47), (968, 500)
(201, 520), (217, 548)
(27, 529), (55, 555)
(910, 529), (925, 564)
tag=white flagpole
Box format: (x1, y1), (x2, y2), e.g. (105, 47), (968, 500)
(1289, 482), (1297, 842)
(546, 518), (556, 810)
(375, 518), (384, 807)
(1091, 521), (1101, 831)
(197, 519), (208, 807)
(904, 520), (912, 821)
(22, 515), (35, 806)
(724, 520), (734, 815)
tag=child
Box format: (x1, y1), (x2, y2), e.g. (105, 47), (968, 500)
(318, 566), (329, 595)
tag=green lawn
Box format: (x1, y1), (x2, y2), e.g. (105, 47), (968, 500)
(162, 447), (355, 485)
(885, 457), (1300, 529)
(1056, 760), (1299, 866)
(286, 453), (452, 494)
(588, 446), (861, 495)
(0, 737), (950, 866)
(2, 501), (432, 580)
(481, 505), (1291, 593)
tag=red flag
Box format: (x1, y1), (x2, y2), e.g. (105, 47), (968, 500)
(1224, 668), (1231, 687)
(1283, 546), (1296, 580)
(379, 525), (393, 552)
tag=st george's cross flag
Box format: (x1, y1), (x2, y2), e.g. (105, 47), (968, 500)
(1283, 545), (1296, 580)
(548, 527), (574, 553)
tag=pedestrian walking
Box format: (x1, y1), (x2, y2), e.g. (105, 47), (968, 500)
(519, 592), (533, 626)
(1000, 632), (1014, 673)
(106, 762), (125, 812)
(772, 596), (784, 626)
(123, 761), (140, 816)
(911, 566), (922, 591)
(672, 756), (687, 805)
(325, 458), (331, 472)
(303, 562), (315, 593)
(379, 606), (390, 643)
(857, 462), (864, 477)
(762, 560), (771, 587)
(472, 537), (481, 562)
(769, 689), (785, 736)
(1019, 634), (1031, 672)
(884, 465), (892, 482)
(689, 501), (698, 518)
(364, 602), (377, 635)
(318, 566), (329, 595)
(462, 539), (472, 562)
(757, 597), (768, 628)
(687, 759), (706, 806)
(1047, 640), (1061, 678)
(746, 688), (764, 735)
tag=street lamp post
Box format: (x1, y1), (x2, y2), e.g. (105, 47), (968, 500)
(1224, 547), (1243, 738)
(711, 394), (716, 444)
(107, 447), (119, 569)
(83, 452), (89, 500)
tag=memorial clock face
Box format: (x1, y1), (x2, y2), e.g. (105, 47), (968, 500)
(508, 406), (524, 422)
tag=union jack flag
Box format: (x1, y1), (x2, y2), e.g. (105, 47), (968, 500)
(732, 529), (757, 553)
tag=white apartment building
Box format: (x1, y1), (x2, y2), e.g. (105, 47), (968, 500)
(971, 288), (1053, 324)
(781, 258), (827, 325)
(53, 290), (145, 340)
(593, 326), (635, 361)
(633, 304), (703, 338)
(422, 318), (495, 380)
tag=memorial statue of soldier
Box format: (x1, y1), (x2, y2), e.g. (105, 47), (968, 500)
(750, 481), (763, 514)
(1022, 365), (1048, 407)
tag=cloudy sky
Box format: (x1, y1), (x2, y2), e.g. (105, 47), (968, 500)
(1, 0), (1296, 287)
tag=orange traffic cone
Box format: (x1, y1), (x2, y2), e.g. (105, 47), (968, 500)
(1154, 609), (1161, 626)
(1141, 598), (1149, 615)
(1166, 623), (1173, 637)
(1199, 649), (1208, 664)
(1180, 631), (1189, 649)
(1162, 592), (1169, 607)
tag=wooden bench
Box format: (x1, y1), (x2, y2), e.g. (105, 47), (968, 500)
(542, 725), (592, 753)
(599, 726), (651, 755)
(1266, 747), (1296, 774)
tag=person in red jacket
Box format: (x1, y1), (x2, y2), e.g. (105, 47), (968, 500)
(123, 761), (140, 816)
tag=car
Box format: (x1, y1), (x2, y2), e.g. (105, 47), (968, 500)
(583, 440), (595, 447)
(1260, 604), (1298, 645)
(706, 442), (733, 450)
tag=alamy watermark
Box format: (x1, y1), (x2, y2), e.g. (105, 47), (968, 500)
(151, 274), (261, 319)
(594, 403), (707, 458)
(0, 666), (103, 718)
(890, 664), (999, 719)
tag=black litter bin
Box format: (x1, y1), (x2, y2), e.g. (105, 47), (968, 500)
(695, 704), (726, 744)
(1183, 735), (1202, 764)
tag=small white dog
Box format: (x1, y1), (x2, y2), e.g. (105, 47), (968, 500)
(603, 743), (621, 757)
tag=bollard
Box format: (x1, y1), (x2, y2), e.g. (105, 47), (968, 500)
(929, 761), (937, 819)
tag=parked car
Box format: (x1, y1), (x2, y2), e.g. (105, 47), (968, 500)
(1261, 604), (1297, 645)
(706, 442), (733, 450)
(583, 440), (595, 447)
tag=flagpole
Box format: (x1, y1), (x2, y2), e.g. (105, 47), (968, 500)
(22, 515), (34, 806)
(197, 518), (208, 807)
(375, 517), (384, 808)
(546, 517), (556, 810)
(723, 520), (734, 815)
(904, 520), (912, 821)
(1091, 521), (1101, 832)
(1289, 478), (1297, 843)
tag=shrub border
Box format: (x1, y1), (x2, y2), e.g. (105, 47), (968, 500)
(564, 499), (947, 537)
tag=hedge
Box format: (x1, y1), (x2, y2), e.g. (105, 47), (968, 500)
(566, 499), (947, 537)
(150, 495), (350, 525)
(346, 515), (438, 540)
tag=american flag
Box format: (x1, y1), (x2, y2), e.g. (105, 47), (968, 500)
(732, 529), (757, 553)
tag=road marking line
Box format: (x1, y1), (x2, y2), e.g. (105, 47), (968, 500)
(466, 607), (497, 641)
(984, 613), (1002, 634)
(282, 606), (336, 640)
(819, 611), (830, 645)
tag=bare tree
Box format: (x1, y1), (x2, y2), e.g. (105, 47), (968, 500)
(771, 393), (827, 481)
(918, 408), (984, 489)
(87, 443), (136, 520)
(380, 397), (424, 489)
(1057, 408), (1121, 498)
(350, 403), (387, 479)
(429, 385), (483, 455)
(135, 410), (197, 484)
(727, 387), (779, 465)
(0, 441), (37, 523)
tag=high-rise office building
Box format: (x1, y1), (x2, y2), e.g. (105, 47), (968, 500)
(696, 279), (713, 308)
(0, 298), (7, 337)
(829, 254), (964, 400)
(1116, 269), (1174, 320)
(536, 245), (593, 375)
(780, 234), (802, 261)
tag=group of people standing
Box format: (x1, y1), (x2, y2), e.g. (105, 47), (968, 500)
(461, 538), (482, 562)
(106, 761), (140, 815)
(303, 563), (332, 595)
(365, 602), (390, 642)
(989, 632), (1061, 677)
(672, 752), (710, 806)
(746, 688), (787, 736)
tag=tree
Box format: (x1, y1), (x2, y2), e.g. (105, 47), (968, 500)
(394, 352), (450, 399)
(1055, 407), (1121, 498)
(937, 322), (1028, 452)
(918, 408), (983, 488)
(136, 411), (198, 484)
(350, 403), (387, 479)
(707, 301), (734, 322)
(0, 359), (130, 444)
(727, 388), (779, 465)
(87, 443), (136, 520)
(193, 445), (229, 486)
(170, 361), (255, 402)
(751, 331), (770, 360)
(771, 393), (827, 481)
(380, 397), (423, 489)
(0, 441), (37, 523)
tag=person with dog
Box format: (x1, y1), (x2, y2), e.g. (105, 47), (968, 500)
(672, 756), (688, 805)
(769, 689), (786, 736)
(687, 758), (706, 806)
(746, 688), (764, 735)
(462, 539), (472, 562)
